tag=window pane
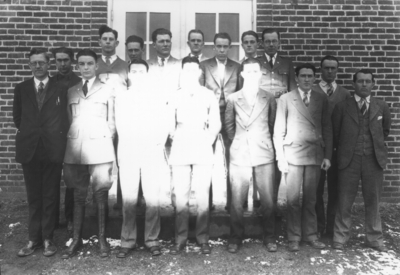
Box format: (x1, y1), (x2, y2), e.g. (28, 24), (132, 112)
(203, 45), (215, 59)
(150, 12), (171, 40)
(219, 13), (239, 43)
(196, 13), (216, 43)
(126, 12), (146, 40)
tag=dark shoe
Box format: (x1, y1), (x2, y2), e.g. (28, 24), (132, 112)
(150, 246), (161, 256)
(243, 200), (248, 209)
(116, 247), (133, 258)
(17, 241), (43, 257)
(265, 242), (277, 252)
(201, 243), (211, 254)
(43, 239), (57, 257)
(333, 242), (344, 251)
(253, 200), (261, 208)
(288, 241), (300, 252)
(170, 244), (185, 255)
(113, 202), (122, 210)
(370, 245), (388, 252)
(96, 193), (110, 258)
(307, 240), (326, 249)
(61, 239), (83, 259)
(61, 204), (85, 259)
(227, 243), (239, 253)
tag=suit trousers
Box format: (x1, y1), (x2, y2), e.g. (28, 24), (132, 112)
(21, 140), (62, 243)
(333, 154), (384, 247)
(119, 162), (161, 249)
(286, 164), (320, 242)
(63, 162), (114, 207)
(64, 187), (74, 222)
(229, 163), (276, 244)
(172, 165), (213, 245)
(316, 150), (338, 235)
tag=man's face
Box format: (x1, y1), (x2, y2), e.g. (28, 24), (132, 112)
(262, 32), (280, 56)
(214, 38), (231, 61)
(55, 52), (73, 75)
(153, 34), (171, 58)
(181, 62), (201, 88)
(128, 64), (148, 87)
(241, 35), (258, 57)
(295, 68), (315, 91)
(321, 59), (338, 83)
(241, 63), (262, 85)
(77, 56), (98, 80)
(29, 53), (49, 80)
(187, 32), (204, 56)
(127, 42), (144, 61)
(353, 72), (374, 98)
(99, 32), (119, 55)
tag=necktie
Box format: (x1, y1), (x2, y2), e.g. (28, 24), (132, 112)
(303, 91), (309, 107)
(327, 83), (334, 97)
(38, 82), (44, 95)
(82, 80), (89, 97)
(160, 58), (165, 67)
(106, 56), (111, 66)
(268, 55), (274, 68)
(360, 98), (367, 115)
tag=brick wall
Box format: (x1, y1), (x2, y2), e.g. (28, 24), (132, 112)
(0, 0), (108, 195)
(257, 0), (400, 202)
(0, 0), (399, 202)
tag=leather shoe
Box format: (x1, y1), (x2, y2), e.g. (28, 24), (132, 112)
(17, 241), (43, 257)
(307, 240), (326, 249)
(370, 245), (388, 253)
(333, 242), (344, 250)
(170, 244), (185, 255)
(150, 246), (162, 256)
(43, 239), (57, 257)
(116, 247), (134, 258)
(227, 243), (239, 253)
(61, 239), (83, 259)
(265, 242), (277, 252)
(200, 243), (211, 254)
(288, 241), (299, 252)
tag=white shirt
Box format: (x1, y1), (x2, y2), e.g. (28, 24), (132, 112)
(265, 53), (277, 65)
(34, 76), (49, 93)
(319, 80), (337, 95)
(157, 55), (170, 66)
(190, 53), (203, 60)
(102, 54), (117, 64)
(354, 94), (370, 110)
(298, 87), (311, 102)
(82, 76), (96, 91)
(216, 57), (227, 85)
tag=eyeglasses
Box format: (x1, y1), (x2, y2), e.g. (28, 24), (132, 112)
(29, 61), (48, 67)
(264, 40), (279, 45)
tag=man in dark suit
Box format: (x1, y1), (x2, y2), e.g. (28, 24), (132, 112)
(187, 29), (208, 62)
(200, 32), (240, 211)
(51, 47), (81, 234)
(313, 55), (351, 238)
(225, 58), (277, 253)
(13, 48), (69, 257)
(274, 63), (332, 252)
(332, 69), (391, 252)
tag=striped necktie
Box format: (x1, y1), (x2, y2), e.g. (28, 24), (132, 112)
(303, 91), (309, 107)
(38, 82), (44, 96)
(360, 98), (367, 115)
(106, 56), (111, 66)
(327, 83), (334, 97)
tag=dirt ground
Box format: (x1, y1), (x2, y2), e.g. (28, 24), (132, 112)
(1, 198), (400, 275)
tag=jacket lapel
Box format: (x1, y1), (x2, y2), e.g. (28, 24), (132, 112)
(291, 89), (315, 126)
(42, 79), (56, 106)
(272, 55), (282, 71)
(307, 90), (320, 121)
(86, 78), (103, 98)
(236, 90), (252, 117)
(209, 58), (221, 88)
(247, 90), (268, 126)
(223, 59), (235, 87)
(26, 78), (39, 109)
(368, 96), (379, 121)
(346, 97), (359, 124)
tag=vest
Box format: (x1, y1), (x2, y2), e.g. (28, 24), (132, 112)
(354, 108), (374, 156)
(35, 82), (49, 111)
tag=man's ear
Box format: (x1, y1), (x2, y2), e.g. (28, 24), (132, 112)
(116, 40), (119, 47)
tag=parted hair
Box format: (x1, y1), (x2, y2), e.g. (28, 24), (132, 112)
(353, 69), (375, 83)
(29, 48), (50, 62)
(128, 59), (149, 72)
(76, 49), (98, 62)
(51, 47), (75, 61)
(295, 63), (316, 76)
(99, 25), (118, 39)
(188, 29), (204, 41)
(152, 28), (172, 43)
(125, 35), (144, 49)
(213, 32), (232, 45)
(320, 55), (339, 68)
(241, 30), (259, 43)
(261, 28), (280, 41)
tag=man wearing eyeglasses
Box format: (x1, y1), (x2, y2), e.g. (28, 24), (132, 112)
(332, 69), (391, 252)
(13, 48), (69, 257)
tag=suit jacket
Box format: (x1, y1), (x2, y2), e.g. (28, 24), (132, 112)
(199, 57), (240, 104)
(257, 54), (296, 98)
(187, 53), (208, 62)
(274, 89), (333, 166)
(51, 71), (81, 89)
(332, 96), (391, 170)
(147, 55), (181, 93)
(64, 78), (116, 165)
(96, 57), (129, 91)
(312, 82), (351, 118)
(225, 89), (277, 167)
(13, 77), (69, 164)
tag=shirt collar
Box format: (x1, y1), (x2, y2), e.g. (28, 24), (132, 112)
(320, 80), (336, 87)
(298, 87), (311, 97)
(190, 53), (202, 59)
(216, 57), (227, 66)
(102, 54), (117, 64)
(158, 55), (170, 65)
(34, 76), (49, 88)
(82, 76), (96, 91)
(354, 94), (370, 103)
(265, 52), (277, 61)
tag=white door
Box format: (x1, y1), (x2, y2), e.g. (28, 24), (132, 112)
(111, 0), (254, 61)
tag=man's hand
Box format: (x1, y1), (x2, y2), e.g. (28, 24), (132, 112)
(278, 159), (289, 173)
(321, 159), (331, 171)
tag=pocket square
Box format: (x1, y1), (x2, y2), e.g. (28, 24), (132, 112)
(378, 116), (382, 120)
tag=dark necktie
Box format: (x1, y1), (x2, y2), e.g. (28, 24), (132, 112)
(106, 56), (111, 66)
(38, 82), (44, 96)
(268, 55), (274, 68)
(360, 98), (367, 115)
(160, 58), (165, 67)
(82, 80), (89, 97)
(303, 91), (309, 107)
(327, 83), (334, 97)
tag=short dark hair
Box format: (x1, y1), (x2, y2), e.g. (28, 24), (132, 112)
(128, 59), (149, 72)
(188, 29), (204, 41)
(241, 30), (259, 43)
(320, 55), (339, 68)
(261, 28), (280, 41)
(29, 48), (50, 62)
(239, 57), (262, 73)
(99, 25), (118, 40)
(181, 56), (200, 68)
(295, 63), (316, 77)
(125, 35), (144, 49)
(213, 32), (232, 45)
(152, 28), (172, 43)
(353, 69), (375, 83)
(51, 47), (74, 61)
(76, 49), (98, 62)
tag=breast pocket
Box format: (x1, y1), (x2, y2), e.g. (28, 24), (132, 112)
(69, 97), (80, 116)
(278, 69), (289, 87)
(92, 99), (108, 118)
